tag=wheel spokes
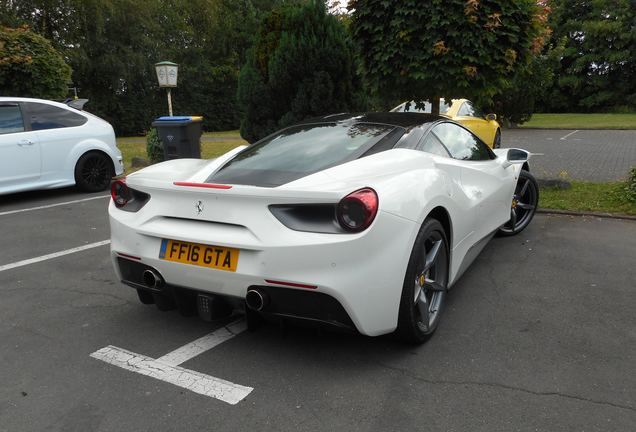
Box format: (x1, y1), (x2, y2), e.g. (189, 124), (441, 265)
(519, 179), (530, 196)
(416, 288), (429, 331)
(82, 157), (110, 186)
(423, 240), (442, 273)
(424, 278), (445, 292)
(517, 201), (535, 210)
(412, 231), (449, 334)
(510, 208), (518, 228)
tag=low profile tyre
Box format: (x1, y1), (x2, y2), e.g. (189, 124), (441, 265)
(498, 170), (539, 236)
(74, 151), (113, 192)
(493, 129), (501, 149)
(396, 218), (449, 344)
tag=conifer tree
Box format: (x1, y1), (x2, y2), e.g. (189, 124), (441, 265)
(238, 1), (358, 142)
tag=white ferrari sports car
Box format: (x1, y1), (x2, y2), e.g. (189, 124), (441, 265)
(109, 113), (538, 343)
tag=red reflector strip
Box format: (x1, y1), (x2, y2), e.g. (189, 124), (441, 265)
(116, 252), (142, 261)
(173, 181), (232, 189)
(265, 279), (317, 289)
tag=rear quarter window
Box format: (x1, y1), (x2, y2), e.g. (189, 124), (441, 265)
(24, 102), (88, 130)
(432, 122), (495, 161)
(419, 132), (450, 157)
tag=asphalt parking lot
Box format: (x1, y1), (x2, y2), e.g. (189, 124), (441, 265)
(1, 187), (635, 431)
(502, 129), (636, 181)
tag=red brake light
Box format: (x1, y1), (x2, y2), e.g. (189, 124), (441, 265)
(173, 181), (232, 189)
(111, 179), (130, 208)
(111, 179), (150, 212)
(337, 188), (378, 232)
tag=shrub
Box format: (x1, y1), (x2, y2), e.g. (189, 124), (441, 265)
(625, 166), (636, 203)
(146, 128), (164, 164)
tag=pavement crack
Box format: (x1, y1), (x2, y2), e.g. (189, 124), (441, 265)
(376, 361), (636, 414)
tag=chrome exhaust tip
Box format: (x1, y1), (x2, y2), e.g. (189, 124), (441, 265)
(142, 269), (163, 290)
(245, 289), (268, 312)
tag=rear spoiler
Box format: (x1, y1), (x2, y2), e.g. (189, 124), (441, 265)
(64, 98), (89, 110)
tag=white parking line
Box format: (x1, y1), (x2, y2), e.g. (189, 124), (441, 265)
(0, 240), (110, 272)
(91, 319), (252, 404)
(0, 195), (109, 217)
(560, 130), (579, 140)
(91, 346), (252, 404)
(156, 320), (247, 366)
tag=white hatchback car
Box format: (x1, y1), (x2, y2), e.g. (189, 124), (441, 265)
(0, 97), (123, 195)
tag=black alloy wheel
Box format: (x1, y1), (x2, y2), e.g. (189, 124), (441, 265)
(396, 218), (449, 344)
(498, 169), (539, 236)
(75, 152), (113, 192)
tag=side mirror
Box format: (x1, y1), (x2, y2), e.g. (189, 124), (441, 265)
(501, 148), (529, 168)
(486, 113), (497, 121)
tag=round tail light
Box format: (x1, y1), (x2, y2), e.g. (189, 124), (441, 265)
(337, 188), (378, 232)
(111, 179), (130, 208)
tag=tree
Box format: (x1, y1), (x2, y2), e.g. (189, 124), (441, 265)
(487, 42), (562, 125)
(348, 0), (547, 114)
(0, 25), (71, 99)
(478, 1), (558, 125)
(237, 0), (359, 142)
(545, 0), (636, 112)
(1, 0), (288, 135)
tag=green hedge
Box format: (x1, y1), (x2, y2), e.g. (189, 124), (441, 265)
(146, 128), (164, 164)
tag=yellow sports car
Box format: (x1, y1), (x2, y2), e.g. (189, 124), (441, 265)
(391, 99), (501, 148)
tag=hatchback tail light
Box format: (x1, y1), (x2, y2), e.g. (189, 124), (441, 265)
(337, 188), (378, 232)
(111, 179), (150, 212)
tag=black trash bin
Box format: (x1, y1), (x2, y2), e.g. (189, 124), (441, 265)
(151, 116), (203, 160)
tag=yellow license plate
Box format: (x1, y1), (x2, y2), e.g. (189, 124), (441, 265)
(159, 239), (239, 272)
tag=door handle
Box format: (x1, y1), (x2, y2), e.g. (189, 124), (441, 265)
(18, 139), (34, 146)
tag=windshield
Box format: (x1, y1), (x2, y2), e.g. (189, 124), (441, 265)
(208, 122), (402, 187)
(391, 100), (450, 114)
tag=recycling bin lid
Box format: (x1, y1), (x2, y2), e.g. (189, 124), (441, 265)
(155, 116), (192, 122)
(155, 116), (203, 122)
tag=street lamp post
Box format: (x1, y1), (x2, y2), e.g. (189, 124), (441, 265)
(155, 61), (179, 116)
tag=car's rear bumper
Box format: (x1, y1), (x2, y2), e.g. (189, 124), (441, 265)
(109, 201), (417, 336)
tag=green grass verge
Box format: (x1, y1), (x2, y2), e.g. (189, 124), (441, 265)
(115, 138), (149, 170)
(521, 113), (636, 129)
(540, 181), (636, 215)
(203, 130), (243, 138)
(116, 131), (246, 173)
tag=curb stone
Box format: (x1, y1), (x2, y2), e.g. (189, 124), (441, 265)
(537, 208), (636, 221)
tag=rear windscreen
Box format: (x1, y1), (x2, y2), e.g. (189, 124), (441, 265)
(208, 122), (403, 187)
